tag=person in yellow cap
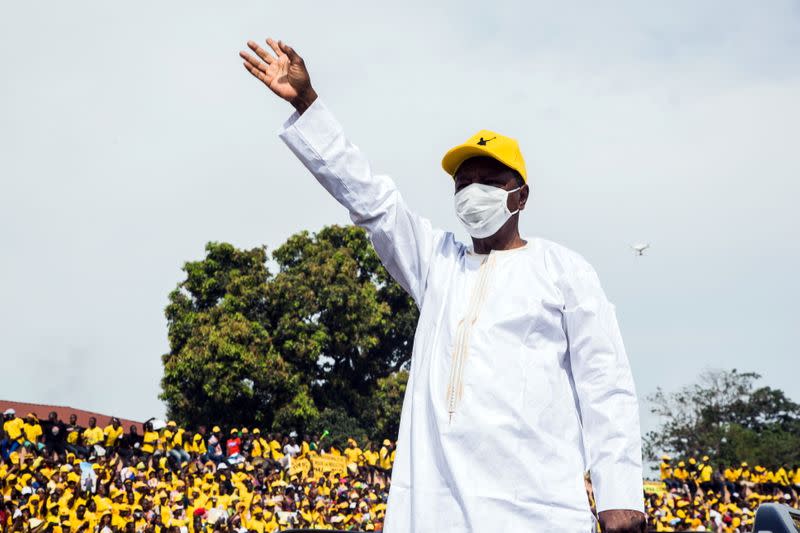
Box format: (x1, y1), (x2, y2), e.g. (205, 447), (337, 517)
(241, 35), (645, 533)
(378, 439), (393, 472)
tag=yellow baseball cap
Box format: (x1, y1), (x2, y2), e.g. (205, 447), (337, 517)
(442, 129), (527, 182)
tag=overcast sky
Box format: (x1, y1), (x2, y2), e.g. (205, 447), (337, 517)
(1, 1), (798, 439)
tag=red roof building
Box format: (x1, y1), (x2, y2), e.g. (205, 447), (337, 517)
(0, 400), (143, 430)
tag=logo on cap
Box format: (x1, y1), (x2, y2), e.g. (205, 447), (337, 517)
(476, 136), (496, 146)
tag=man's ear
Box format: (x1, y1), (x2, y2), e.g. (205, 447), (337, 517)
(518, 184), (530, 211)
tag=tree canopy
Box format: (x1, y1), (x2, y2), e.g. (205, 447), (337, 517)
(160, 225), (416, 446)
(644, 369), (800, 467)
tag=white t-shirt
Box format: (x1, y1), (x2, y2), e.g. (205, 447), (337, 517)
(283, 443), (300, 457)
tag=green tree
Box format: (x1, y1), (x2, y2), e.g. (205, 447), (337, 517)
(160, 226), (418, 438)
(644, 369), (800, 467)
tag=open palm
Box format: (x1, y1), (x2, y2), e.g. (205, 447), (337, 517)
(240, 38), (313, 106)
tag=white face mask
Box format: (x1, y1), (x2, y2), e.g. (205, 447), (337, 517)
(454, 183), (522, 239)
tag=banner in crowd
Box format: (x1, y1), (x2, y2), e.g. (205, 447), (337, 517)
(643, 480), (667, 496)
(289, 454), (349, 478)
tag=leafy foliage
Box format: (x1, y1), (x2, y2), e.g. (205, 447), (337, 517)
(644, 369), (800, 467)
(160, 226), (418, 440)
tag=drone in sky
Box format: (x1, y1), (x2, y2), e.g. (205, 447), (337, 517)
(630, 243), (650, 256)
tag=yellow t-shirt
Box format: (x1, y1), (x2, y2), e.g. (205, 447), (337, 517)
(83, 427), (104, 446)
(344, 447), (362, 465)
(251, 438), (264, 458)
(659, 462), (672, 480)
(193, 438), (207, 455)
(724, 467), (741, 482)
(160, 429), (173, 450)
(142, 431), (159, 454)
(379, 446), (392, 469)
(364, 450), (378, 466)
(699, 465), (713, 483)
(3, 418), (25, 442)
(23, 422), (43, 443)
(172, 429), (184, 448)
(269, 440), (284, 460)
(103, 425), (124, 447)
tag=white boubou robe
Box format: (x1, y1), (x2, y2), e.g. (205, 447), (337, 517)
(278, 98), (644, 532)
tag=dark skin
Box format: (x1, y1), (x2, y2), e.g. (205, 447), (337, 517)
(453, 156), (528, 253)
(241, 36), (646, 533)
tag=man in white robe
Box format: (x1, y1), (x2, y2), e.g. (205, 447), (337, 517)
(240, 37), (647, 533)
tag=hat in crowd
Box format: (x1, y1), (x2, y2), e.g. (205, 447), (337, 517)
(212, 426), (221, 433)
(3, 408), (15, 416)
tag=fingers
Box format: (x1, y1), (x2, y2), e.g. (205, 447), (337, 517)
(278, 40), (302, 63)
(246, 40), (275, 65)
(242, 61), (271, 86)
(239, 50), (267, 73)
(266, 37), (285, 58)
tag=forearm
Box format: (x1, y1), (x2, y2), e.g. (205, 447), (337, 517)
(558, 256), (644, 512)
(278, 98), (442, 305)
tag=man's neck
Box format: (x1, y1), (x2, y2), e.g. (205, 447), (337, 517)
(471, 224), (527, 255)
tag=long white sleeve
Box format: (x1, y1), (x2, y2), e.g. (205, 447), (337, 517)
(554, 249), (644, 513)
(278, 98), (445, 307)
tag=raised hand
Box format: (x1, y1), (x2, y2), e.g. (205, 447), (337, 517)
(240, 38), (318, 114)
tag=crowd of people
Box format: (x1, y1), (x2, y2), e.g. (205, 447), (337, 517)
(643, 455), (800, 531)
(3, 408), (800, 532)
(1, 409), (395, 532)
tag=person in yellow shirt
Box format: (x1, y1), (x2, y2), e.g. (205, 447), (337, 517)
(190, 433), (207, 455)
(379, 439), (393, 471)
(268, 434), (284, 462)
(246, 507), (277, 533)
(344, 438), (362, 468)
(65, 414), (82, 447)
(82, 418), (104, 447)
(775, 465), (790, 490)
(167, 423), (190, 465)
(659, 456), (672, 480)
(141, 422), (159, 456)
(791, 464), (800, 490)
(2, 408), (25, 459)
(103, 418), (124, 449)
(132, 505), (147, 532)
(250, 429), (267, 459)
(299, 437), (311, 458)
(22, 414), (43, 448)
(673, 461), (689, 485)
(70, 504), (95, 532)
(698, 455), (714, 492)
(724, 464), (742, 483)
